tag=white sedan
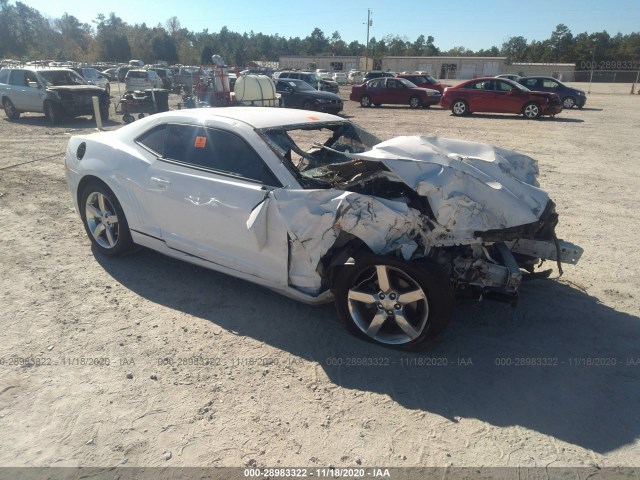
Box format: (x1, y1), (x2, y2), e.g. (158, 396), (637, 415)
(65, 107), (582, 350)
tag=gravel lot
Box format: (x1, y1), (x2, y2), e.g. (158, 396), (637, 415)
(1, 82), (639, 469)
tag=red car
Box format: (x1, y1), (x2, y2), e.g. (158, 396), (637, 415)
(440, 77), (562, 119)
(350, 77), (441, 108)
(396, 74), (451, 94)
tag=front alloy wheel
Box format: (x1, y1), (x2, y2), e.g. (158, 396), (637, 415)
(562, 96), (576, 109)
(523, 102), (541, 119)
(335, 255), (453, 350)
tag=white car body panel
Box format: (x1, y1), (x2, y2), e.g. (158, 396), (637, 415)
(65, 107), (582, 304)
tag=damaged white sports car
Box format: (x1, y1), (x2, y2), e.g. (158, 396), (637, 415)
(65, 107), (583, 350)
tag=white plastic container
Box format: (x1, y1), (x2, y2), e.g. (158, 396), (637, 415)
(234, 74), (277, 107)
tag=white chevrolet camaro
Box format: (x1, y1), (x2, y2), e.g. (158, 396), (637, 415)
(65, 107), (583, 350)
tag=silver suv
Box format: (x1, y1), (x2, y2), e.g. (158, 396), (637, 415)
(0, 67), (110, 125)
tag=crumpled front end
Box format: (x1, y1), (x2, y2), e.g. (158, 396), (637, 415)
(254, 130), (583, 302)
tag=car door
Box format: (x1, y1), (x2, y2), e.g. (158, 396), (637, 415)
(141, 123), (289, 284)
(8, 70), (44, 111)
(491, 79), (528, 113)
(464, 80), (492, 112)
(365, 78), (385, 103)
(384, 78), (407, 104)
(275, 80), (300, 108)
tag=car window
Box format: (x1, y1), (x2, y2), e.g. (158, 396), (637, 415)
(496, 80), (512, 92)
(136, 124), (167, 156)
(523, 78), (538, 89)
(163, 124), (280, 186)
(9, 70), (25, 86)
(368, 78), (384, 88)
(0, 69), (9, 84)
(543, 79), (559, 89)
(467, 81), (487, 90)
(25, 71), (39, 88)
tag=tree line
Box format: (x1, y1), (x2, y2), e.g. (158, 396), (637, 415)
(1, 1), (639, 69)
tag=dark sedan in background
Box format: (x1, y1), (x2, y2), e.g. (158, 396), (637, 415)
(350, 77), (441, 108)
(517, 76), (586, 109)
(275, 78), (343, 114)
(440, 77), (563, 119)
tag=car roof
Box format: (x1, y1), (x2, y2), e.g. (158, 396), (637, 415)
(142, 107), (344, 130)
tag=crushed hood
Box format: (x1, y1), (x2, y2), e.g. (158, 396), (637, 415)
(353, 136), (550, 239)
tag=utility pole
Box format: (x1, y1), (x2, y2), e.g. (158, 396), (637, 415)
(588, 41), (596, 94)
(364, 9), (372, 71)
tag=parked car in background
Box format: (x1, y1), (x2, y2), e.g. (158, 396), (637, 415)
(148, 67), (173, 90)
(63, 107), (582, 350)
(496, 74), (521, 81)
(364, 71), (395, 81)
(277, 71), (339, 93)
(347, 70), (364, 84)
(332, 72), (347, 85)
(0, 66), (110, 124)
(440, 77), (562, 119)
(315, 69), (332, 80)
(124, 69), (163, 92)
(71, 67), (110, 95)
(116, 65), (133, 82)
(350, 77), (441, 108)
(274, 78), (343, 114)
(517, 76), (586, 109)
(101, 68), (118, 81)
(396, 73), (451, 94)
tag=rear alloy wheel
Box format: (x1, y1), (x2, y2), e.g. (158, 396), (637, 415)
(80, 182), (134, 256)
(523, 102), (541, 119)
(44, 101), (61, 125)
(409, 96), (422, 109)
(360, 95), (372, 108)
(3, 98), (20, 119)
(303, 100), (314, 111)
(335, 254), (454, 350)
(562, 96), (576, 109)
(451, 99), (468, 116)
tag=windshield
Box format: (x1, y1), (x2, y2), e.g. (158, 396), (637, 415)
(260, 121), (382, 187)
(39, 70), (88, 86)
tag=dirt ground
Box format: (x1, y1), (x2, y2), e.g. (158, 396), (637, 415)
(1, 81), (639, 470)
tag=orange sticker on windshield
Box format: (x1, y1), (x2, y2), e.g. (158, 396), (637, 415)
(194, 136), (207, 148)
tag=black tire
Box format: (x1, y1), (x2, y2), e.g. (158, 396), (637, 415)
(138, 113), (145, 119)
(80, 182), (134, 256)
(44, 101), (61, 125)
(3, 98), (20, 119)
(374, 103), (381, 107)
(451, 99), (468, 116)
(360, 95), (372, 108)
(409, 95), (422, 109)
(334, 254), (454, 351)
(99, 105), (110, 121)
(123, 113), (135, 124)
(105, 84), (111, 96)
(302, 100), (314, 111)
(562, 96), (576, 109)
(522, 102), (541, 119)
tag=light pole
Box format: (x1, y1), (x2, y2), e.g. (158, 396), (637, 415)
(364, 9), (372, 71)
(588, 42), (596, 94)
